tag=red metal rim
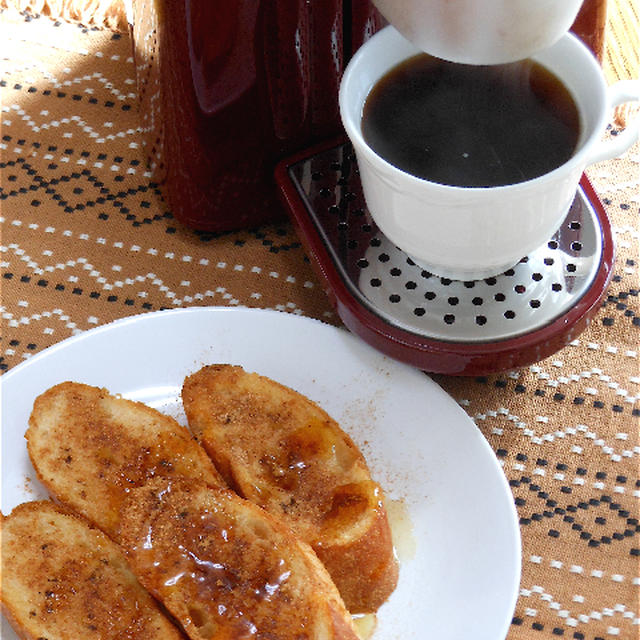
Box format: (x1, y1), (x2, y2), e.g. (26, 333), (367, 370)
(276, 139), (615, 376)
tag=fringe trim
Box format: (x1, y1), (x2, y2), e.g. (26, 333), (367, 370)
(1, 0), (128, 31)
(2, 0), (636, 127)
(604, 0), (639, 127)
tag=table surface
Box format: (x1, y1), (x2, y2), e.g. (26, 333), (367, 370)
(1, 7), (639, 640)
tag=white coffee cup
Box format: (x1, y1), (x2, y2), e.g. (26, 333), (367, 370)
(339, 26), (639, 281)
(372, 0), (584, 65)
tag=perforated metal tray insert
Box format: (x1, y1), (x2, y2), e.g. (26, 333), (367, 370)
(288, 143), (603, 343)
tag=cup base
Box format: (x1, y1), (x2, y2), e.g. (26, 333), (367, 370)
(405, 255), (522, 282)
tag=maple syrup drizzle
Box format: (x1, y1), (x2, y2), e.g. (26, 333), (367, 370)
(133, 491), (297, 636)
(352, 612), (377, 639)
(385, 497), (417, 562)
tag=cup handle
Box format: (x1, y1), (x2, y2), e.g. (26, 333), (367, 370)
(586, 79), (640, 165)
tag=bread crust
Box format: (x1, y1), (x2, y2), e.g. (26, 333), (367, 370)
(118, 477), (360, 640)
(25, 382), (223, 540)
(181, 364), (399, 613)
(0, 501), (185, 640)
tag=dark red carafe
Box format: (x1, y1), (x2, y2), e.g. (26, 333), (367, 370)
(131, 1), (383, 231)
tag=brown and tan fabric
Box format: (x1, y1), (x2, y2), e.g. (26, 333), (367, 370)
(604, 0), (639, 126)
(604, 0), (639, 80)
(1, 4), (638, 640)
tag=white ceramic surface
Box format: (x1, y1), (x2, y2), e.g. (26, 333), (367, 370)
(0, 307), (521, 640)
(373, 0), (584, 65)
(339, 27), (640, 281)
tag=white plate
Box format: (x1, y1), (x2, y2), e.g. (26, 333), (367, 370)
(1, 307), (520, 640)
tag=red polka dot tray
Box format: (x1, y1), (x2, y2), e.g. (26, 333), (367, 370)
(276, 139), (614, 376)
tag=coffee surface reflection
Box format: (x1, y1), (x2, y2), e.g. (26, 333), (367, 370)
(361, 54), (581, 188)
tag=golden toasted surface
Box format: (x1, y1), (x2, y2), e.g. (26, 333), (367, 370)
(182, 365), (398, 613)
(119, 477), (359, 640)
(0, 501), (185, 640)
(26, 382), (223, 540)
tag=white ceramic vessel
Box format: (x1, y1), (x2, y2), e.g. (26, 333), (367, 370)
(373, 0), (584, 65)
(0, 307), (522, 640)
(339, 26), (639, 280)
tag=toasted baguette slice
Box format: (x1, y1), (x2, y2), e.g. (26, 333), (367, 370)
(119, 477), (359, 640)
(182, 364), (399, 613)
(26, 382), (223, 540)
(0, 501), (185, 640)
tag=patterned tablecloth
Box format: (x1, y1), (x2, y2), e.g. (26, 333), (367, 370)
(1, 6), (638, 640)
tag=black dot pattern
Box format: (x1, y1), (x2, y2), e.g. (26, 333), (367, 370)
(286, 142), (606, 344)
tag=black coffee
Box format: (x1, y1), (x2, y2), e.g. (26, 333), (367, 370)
(361, 54), (580, 187)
